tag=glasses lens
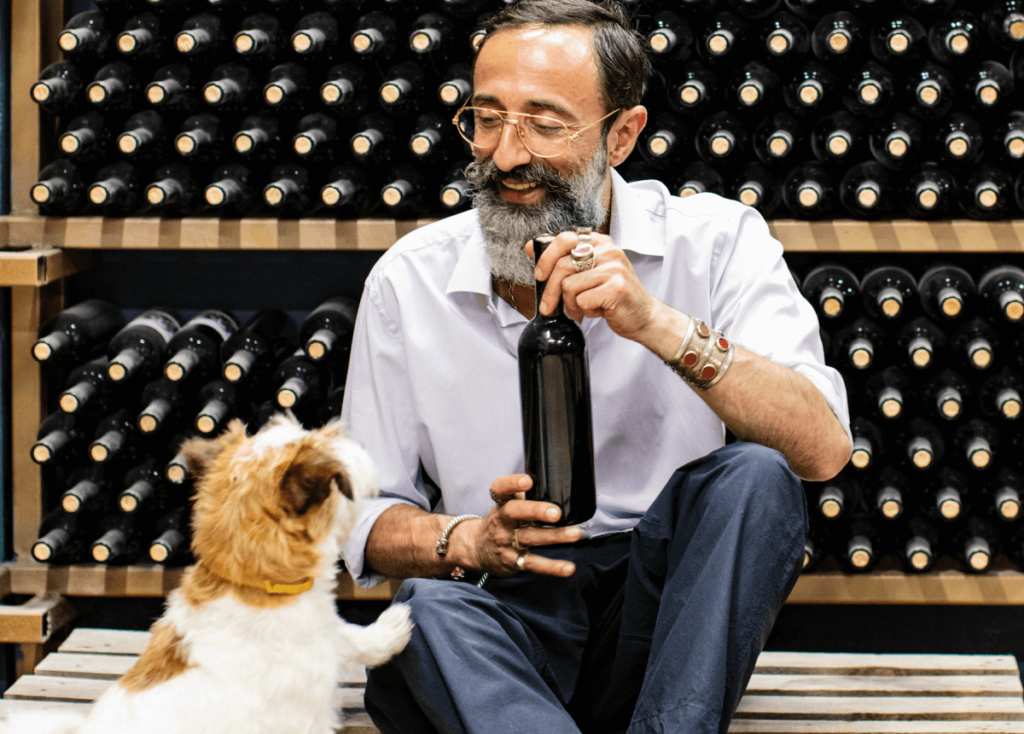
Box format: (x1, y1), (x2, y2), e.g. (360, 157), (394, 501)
(456, 108), (567, 157)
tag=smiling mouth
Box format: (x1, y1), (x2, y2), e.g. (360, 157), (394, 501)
(502, 179), (540, 191)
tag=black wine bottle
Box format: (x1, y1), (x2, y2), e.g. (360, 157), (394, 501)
(409, 112), (457, 166)
(990, 111), (1024, 165)
(840, 162), (896, 219)
(350, 11), (398, 60)
(923, 467), (966, 521)
(146, 64), (198, 112)
(204, 163), (258, 216)
(61, 464), (118, 515)
(59, 110), (112, 160)
(263, 62), (312, 113)
(380, 165), (430, 217)
(437, 62), (472, 109)
(321, 163), (376, 216)
(89, 408), (144, 465)
(164, 310), (238, 385)
(752, 112), (805, 167)
(202, 63), (256, 110)
(811, 11), (867, 61)
(966, 61), (1015, 113)
(870, 15), (926, 65)
(762, 10), (810, 63)
(117, 111), (171, 161)
(646, 11), (694, 63)
(32, 506), (98, 564)
(108, 309), (181, 384)
(810, 111), (866, 164)
(439, 161), (472, 213)
(984, 0), (1024, 49)
(232, 113), (284, 164)
(802, 520), (827, 571)
(175, 12), (225, 61)
(843, 61), (896, 118)
(221, 310), (297, 387)
(783, 162), (835, 219)
(116, 12), (165, 60)
(519, 235), (596, 528)
(838, 517), (884, 573)
(904, 62), (955, 119)
(149, 166), (205, 215)
(986, 468), (1023, 521)
(408, 12), (458, 62)
(951, 318), (999, 375)
(980, 369), (1024, 422)
(34, 299), (122, 368)
(895, 317), (946, 370)
(732, 163), (783, 217)
(934, 114), (985, 169)
(117, 457), (169, 513)
(864, 366), (911, 421)
(955, 516), (999, 573)
(728, 0), (782, 21)
(291, 11), (339, 61)
(60, 11), (111, 59)
(379, 62), (429, 117)
(59, 356), (116, 416)
(301, 296), (357, 366)
(959, 165), (1014, 220)
(695, 111), (748, 166)
(918, 264), (976, 322)
(979, 265), (1024, 324)
(929, 10), (981, 63)
(860, 265), (917, 322)
(293, 112), (340, 163)
(263, 163), (316, 215)
(809, 474), (854, 521)
(925, 369), (970, 422)
(783, 61), (837, 115)
(86, 61), (138, 111)
(149, 505), (193, 564)
(869, 113), (925, 170)
(90, 510), (155, 564)
(87, 162), (144, 217)
(904, 164), (957, 219)
(699, 11), (749, 64)
(667, 62), (722, 117)
(32, 411), (91, 466)
(233, 13), (282, 62)
(953, 419), (999, 471)
(898, 516), (939, 572)
(320, 63), (370, 119)
(194, 379), (250, 435)
(674, 162), (725, 198)
(832, 317), (884, 371)
(175, 113), (225, 163)
(138, 376), (195, 436)
(865, 467), (909, 520)
(801, 264), (859, 322)
(273, 351), (331, 410)
(32, 159), (89, 216)
(164, 432), (194, 485)
(639, 113), (689, 169)
(849, 417), (883, 471)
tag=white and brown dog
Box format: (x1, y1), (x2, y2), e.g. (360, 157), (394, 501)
(4, 414), (412, 734)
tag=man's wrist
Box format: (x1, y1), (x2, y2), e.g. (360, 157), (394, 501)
(638, 299), (693, 362)
(444, 516), (481, 571)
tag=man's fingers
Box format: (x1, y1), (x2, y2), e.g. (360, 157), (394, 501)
(514, 550), (576, 578)
(514, 524), (582, 548)
(490, 474), (531, 501)
(501, 498), (563, 525)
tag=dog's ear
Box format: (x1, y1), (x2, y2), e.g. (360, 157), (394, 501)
(280, 445), (349, 515)
(180, 420), (247, 478)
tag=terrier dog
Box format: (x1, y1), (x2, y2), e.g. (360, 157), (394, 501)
(4, 414), (412, 734)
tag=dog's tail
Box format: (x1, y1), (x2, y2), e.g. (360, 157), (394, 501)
(0, 709), (85, 734)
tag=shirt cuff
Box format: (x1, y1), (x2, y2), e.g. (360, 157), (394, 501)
(343, 495), (418, 589)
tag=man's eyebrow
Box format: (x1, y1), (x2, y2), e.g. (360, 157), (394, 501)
(469, 93), (573, 117)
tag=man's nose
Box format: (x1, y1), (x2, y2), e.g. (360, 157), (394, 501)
(491, 119), (533, 172)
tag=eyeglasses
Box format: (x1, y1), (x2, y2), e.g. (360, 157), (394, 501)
(452, 105), (621, 158)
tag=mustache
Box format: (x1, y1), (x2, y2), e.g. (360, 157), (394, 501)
(464, 159), (573, 201)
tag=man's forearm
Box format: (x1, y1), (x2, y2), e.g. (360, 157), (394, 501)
(639, 300), (851, 481)
(364, 504), (480, 580)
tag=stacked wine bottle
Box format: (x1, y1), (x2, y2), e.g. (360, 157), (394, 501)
(29, 0), (1024, 220)
(30, 296), (356, 565)
(799, 261), (1024, 574)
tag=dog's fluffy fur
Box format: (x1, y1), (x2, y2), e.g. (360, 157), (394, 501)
(3, 414), (412, 734)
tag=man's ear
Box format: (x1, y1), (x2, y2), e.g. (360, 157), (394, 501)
(607, 105), (648, 167)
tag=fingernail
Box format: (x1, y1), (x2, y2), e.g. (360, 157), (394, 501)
(518, 477), (530, 488)
(570, 528), (582, 539)
(547, 508), (559, 520)
(563, 564), (575, 575)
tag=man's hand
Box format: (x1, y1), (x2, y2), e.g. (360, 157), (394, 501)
(454, 474), (581, 578)
(526, 231), (656, 343)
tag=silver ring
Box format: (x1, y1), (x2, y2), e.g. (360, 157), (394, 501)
(490, 489), (508, 507)
(570, 238), (596, 272)
(516, 551), (528, 571)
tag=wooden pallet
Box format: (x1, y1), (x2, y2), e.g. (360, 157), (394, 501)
(3, 630), (1023, 733)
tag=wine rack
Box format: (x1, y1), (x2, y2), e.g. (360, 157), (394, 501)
(5, 0), (1024, 608)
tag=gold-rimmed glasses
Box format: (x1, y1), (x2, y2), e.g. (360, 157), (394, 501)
(452, 105), (621, 158)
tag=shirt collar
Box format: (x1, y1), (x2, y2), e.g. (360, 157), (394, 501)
(445, 167), (662, 299)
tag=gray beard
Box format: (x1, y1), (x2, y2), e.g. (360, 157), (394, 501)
(465, 145), (609, 287)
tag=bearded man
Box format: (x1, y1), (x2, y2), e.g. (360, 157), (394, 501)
(341, 2), (852, 733)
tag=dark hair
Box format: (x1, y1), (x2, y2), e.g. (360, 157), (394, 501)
(475, 0), (651, 133)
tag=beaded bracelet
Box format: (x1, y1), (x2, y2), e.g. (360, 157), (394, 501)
(665, 316), (735, 390)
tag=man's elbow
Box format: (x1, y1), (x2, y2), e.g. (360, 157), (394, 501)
(798, 425), (851, 483)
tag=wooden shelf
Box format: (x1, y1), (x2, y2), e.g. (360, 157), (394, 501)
(1, 562), (403, 600)
(0, 248), (95, 286)
(6, 216), (1024, 252)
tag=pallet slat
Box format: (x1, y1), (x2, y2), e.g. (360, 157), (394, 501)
(58, 629), (150, 656)
(34, 653), (138, 680)
(4, 675), (113, 703)
(734, 696), (1024, 721)
(746, 674), (1023, 698)
(754, 653), (1021, 676)
(728, 722), (1024, 733)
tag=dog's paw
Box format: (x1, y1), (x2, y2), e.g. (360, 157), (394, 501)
(357, 604), (414, 668)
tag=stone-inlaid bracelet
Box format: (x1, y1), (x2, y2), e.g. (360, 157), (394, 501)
(665, 316), (736, 390)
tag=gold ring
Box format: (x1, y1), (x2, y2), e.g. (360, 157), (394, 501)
(512, 527), (524, 551)
(516, 551), (528, 571)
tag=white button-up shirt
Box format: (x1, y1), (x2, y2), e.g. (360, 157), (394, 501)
(341, 170), (851, 587)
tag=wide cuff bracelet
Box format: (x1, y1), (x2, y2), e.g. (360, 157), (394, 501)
(665, 316), (736, 390)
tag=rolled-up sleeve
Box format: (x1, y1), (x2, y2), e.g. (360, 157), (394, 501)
(708, 204), (852, 446)
(341, 271), (429, 588)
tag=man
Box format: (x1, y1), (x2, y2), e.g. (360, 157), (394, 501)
(341, 2), (852, 732)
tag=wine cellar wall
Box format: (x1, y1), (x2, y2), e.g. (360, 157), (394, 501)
(7, 0), (1024, 609)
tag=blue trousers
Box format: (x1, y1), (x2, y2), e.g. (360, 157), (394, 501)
(364, 443), (808, 734)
